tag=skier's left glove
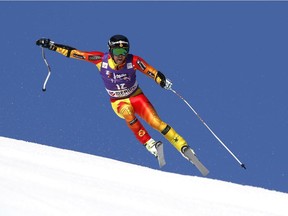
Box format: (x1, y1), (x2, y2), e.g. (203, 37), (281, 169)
(157, 71), (173, 90)
(163, 78), (173, 90)
(36, 38), (55, 50)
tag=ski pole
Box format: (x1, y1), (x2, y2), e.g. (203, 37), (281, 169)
(41, 47), (51, 91)
(170, 88), (246, 169)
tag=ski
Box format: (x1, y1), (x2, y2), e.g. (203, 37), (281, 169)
(182, 147), (209, 176)
(155, 141), (166, 168)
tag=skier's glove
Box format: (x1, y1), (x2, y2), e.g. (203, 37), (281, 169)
(157, 71), (173, 90)
(163, 79), (173, 90)
(36, 38), (55, 50)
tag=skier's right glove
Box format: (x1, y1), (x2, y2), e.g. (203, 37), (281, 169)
(36, 38), (55, 50)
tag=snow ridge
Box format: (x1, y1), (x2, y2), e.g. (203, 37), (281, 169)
(0, 136), (287, 216)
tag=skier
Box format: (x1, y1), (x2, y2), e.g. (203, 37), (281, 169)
(36, 35), (193, 162)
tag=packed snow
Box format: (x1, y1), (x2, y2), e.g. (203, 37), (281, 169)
(0, 136), (287, 216)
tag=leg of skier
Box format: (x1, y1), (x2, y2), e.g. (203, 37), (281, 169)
(130, 93), (189, 153)
(111, 98), (159, 157)
(111, 94), (208, 174)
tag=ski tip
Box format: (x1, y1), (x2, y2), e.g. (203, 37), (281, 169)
(241, 163), (247, 170)
(202, 170), (209, 177)
(42, 88), (46, 92)
(159, 161), (166, 168)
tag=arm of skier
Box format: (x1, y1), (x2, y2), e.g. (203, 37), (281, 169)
(133, 55), (172, 90)
(36, 38), (104, 64)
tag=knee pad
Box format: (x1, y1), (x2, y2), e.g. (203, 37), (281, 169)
(118, 102), (134, 117)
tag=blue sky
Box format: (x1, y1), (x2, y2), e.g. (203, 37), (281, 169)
(1, 2), (287, 193)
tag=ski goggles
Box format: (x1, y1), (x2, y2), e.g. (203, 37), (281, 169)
(112, 48), (128, 56)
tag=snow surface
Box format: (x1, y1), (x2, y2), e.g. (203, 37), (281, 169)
(0, 136), (287, 216)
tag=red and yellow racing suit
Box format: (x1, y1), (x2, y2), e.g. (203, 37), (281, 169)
(50, 43), (187, 152)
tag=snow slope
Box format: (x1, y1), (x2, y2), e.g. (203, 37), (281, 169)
(0, 136), (287, 216)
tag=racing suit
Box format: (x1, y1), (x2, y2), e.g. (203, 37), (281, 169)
(49, 43), (188, 152)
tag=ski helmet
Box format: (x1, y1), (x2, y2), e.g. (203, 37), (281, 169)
(108, 35), (130, 56)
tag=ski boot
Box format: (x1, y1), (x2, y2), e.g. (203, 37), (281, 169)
(180, 145), (196, 162)
(144, 138), (159, 157)
(180, 146), (209, 176)
(145, 138), (166, 167)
